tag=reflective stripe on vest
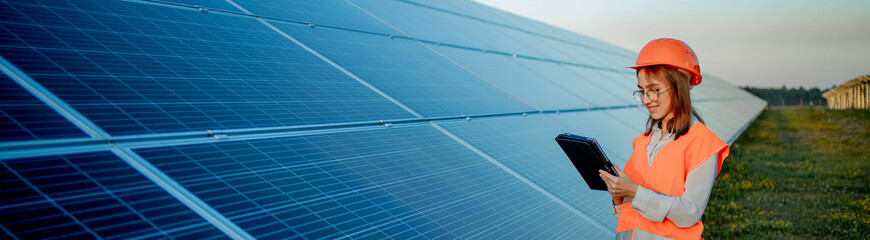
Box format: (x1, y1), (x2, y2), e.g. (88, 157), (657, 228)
(616, 229), (675, 240)
(616, 122), (729, 240)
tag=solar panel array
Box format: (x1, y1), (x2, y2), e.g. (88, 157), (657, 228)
(0, 0), (766, 239)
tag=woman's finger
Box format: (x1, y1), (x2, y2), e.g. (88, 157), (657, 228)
(614, 164), (626, 176)
(605, 182), (616, 195)
(601, 176), (615, 187)
(598, 169), (611, 177)
(599, 171), (617, 182)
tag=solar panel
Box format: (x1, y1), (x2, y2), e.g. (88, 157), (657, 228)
(228, 0), (401, 35)
(0, 151), (226, 239)
(551, 111), (642, 162)
(0, 73), (85, 142)
(538, 37), (633, 69)
(432, 46), (592, 110)
(134, 125), (614, 239)
(511, 58), (636, 107)
(399, 0), (569, 47)
(0, 0), (415, 136)
(435, 114), (623, 229)
(0, 0), (767, 238)
(414, 0), (636, 60)
(350, 0), (540, 56)
(346, 0), (627, 75)
(597, 107), (651, 132)
(271, 20), (535, 117)
(691, 76), (759, 101)
(696, 100), (751, 139)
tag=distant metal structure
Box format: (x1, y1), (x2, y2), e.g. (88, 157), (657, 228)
(823, 75), (870, 109)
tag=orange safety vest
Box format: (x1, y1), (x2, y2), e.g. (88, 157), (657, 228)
(616, 122), (729, 240)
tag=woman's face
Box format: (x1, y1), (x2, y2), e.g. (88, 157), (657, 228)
(637, 68), (673, 121)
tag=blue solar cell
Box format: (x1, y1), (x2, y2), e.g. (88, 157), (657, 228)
(353, 0), (582, 65)
(134, 125), (614, 239)
(394, 0), (467, 14)
(432, 46), (591, 110)
(581, 69), (641, 96)
(141, 0), (242, 11)
(435, 114), (619, 229)
(696, 106), (730, 140)
(523, 21), (628, 58)
(356, 0), (627, 73)
(0, 72), (86, 142)
(407, 0), (633, 60)
(548, 110), (644, 164)
(695, 100), (758, 141)
(511, 58), (636, 107)
(469, 25), (623, 70)
(229, 0), (400, 35)
(271, 21), (535, 117)
(348, 0), (498, 53)
(390, 0), (541, 39)
(598, 107), (649, 133)
(452, 1), (631, 58)
(0, 151), (227, 239)
(426, 0), (564, 38)
(0, 0), (415, 136)
(534, 36), (633, 70)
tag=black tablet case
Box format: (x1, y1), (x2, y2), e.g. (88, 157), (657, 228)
(555, 133), (617, 191)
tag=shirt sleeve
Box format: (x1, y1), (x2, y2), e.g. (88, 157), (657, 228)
(630, 153), (719, 227)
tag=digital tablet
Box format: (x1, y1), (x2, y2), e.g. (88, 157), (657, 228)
(555, 133), (617, 191)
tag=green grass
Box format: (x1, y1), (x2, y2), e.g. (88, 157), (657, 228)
(702, 108), (870, 239)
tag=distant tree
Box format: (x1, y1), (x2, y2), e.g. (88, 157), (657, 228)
(741, 86), (827, 106)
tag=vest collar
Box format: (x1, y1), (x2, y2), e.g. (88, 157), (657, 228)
(650, 115), (698, 139)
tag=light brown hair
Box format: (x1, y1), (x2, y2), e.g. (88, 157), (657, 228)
(638, 65), (704, 139)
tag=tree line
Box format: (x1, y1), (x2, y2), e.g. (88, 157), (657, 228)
(741, 86), (829, 106)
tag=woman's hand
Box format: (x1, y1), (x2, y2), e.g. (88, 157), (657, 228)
(600, 164), (638, 199)
(612, 196), (623, 215)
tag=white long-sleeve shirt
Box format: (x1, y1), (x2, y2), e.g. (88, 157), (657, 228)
(624, 117), (719, 228)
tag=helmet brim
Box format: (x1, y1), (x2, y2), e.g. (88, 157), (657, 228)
(626, 64), (702, 86)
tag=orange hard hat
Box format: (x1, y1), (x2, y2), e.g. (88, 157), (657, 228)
(628, 38), (702, 86)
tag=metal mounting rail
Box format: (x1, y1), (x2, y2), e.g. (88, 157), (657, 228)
(0, 93), (749, 160)
(0, 104), (652, 160)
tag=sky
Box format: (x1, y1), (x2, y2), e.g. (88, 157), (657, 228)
(473, 0), (870, 89)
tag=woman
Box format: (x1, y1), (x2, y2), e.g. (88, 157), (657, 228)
(599, 38), (729, 239)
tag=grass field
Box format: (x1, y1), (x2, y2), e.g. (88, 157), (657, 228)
(703, 108), (870, 239)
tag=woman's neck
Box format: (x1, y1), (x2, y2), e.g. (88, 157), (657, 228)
(660, 116), (674, 136)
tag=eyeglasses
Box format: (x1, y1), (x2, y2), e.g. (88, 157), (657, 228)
(632, 88), (670, 102)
